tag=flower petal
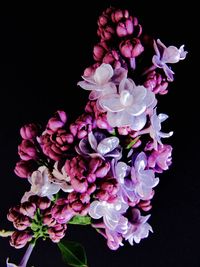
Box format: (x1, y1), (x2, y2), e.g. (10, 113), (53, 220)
(119, 78), (135, 94)
(100, 94), (123, 112)
(130, 113), (147, 131)
(107, 111), (133, 127)
(88, 132), (98, 151)
(89, 201), (103, 219)
(97, 137), (119, 155)
(162, 46), (180, 63)
(94, 63), (114, 85)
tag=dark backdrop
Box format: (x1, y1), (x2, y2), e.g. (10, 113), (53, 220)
(0, 1), (198, 267)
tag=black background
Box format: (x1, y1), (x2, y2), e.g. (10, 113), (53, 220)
(0, 1), (199, 266)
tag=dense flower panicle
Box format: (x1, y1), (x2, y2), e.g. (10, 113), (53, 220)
(3, 8), (187, 265)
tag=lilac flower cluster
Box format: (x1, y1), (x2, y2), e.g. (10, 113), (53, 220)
(1, 6), (187, 267)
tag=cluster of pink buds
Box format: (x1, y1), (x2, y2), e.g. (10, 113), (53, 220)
(7, 196), (67, 248)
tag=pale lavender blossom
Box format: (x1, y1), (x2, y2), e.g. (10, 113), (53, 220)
(131, 152), (159, 200)
(149, 109), (173, 150)
(123, 208), (152, 245)
(78, 63), (127, 101)
(99, 77), (156, 130)
(76, 131), (121, 160)
(89, 199), (128, 231)
(113, 161), (138, 204)
(21, 166), (61, 202)
(152, 39), (187, 81)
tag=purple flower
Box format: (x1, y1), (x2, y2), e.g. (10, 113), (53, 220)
(76, 131), (121, 160)
(123, 208), (152, 245)
(149, 109), (173, 150)
(46, 110), (67, 134)
(152, 39), (187, 81)
(131, 152), (159, 200)
(148, 144), (172, 173)
(144, 70), (169, 95)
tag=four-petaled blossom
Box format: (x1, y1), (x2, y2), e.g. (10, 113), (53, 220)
(89, 200), (128, 231)
(123, 208), (153, 245)
(21, 166), (61, 202)
(76, 131), (121, 160)
(78, 63), (127, 101)
(100, 78), (156, 130)
(131, 152), (159, 200)
(152, 39), (187, 81)
(149, 109), (173, 150)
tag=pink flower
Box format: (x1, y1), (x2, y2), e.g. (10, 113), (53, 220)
(144, 70), (169, 95)
(46, 110), (67, 134)
(103, 50), (122, 69)
(14, 160), (37, 178)
(20, 123), (39, 140)
(18, 140), (38, 161)
(119, 38), (144, 58)
(148, 144), (172, 173)
(116, 19), (134, 37)
(10, 231), (32, 249)
(70, 113), (95, 139)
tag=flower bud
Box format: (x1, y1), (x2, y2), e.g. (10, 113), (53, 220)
(20, 123), (38, 140)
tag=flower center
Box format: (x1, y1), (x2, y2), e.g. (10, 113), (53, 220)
(120, 90), (133, 107)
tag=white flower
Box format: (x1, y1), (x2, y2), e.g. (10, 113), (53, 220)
(131, 152), (159, 200)
(52, 162), (73, 193)
(150, 108), (173, 150)
(123, 209), (153, 245)
(89, 200), (128, 231)
(21, 166), (61, 202)
(78, 63), (127, 101)
(99, 78), (156, 130)
(152, 39), (187, 81)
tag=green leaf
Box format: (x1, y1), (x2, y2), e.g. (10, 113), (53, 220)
(68, 215), (91, 225)
(58, 240), (88, 267)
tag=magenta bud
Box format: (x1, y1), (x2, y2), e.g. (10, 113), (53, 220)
(116, 19), (134, 37)
(96, 162), (110, 178)
(18, 139), (38, 161)
(20, 202), (36, 218)
(37, 197), (51, 210)
(93, 42), (108, 61)
(47, 110), (67, 132)
(111, 9), (129, 23)
(10, 231), (32, 249)
(119, 38), (144, 58)
(20, 123), (38, 140)
(14, 160), (37, 178)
